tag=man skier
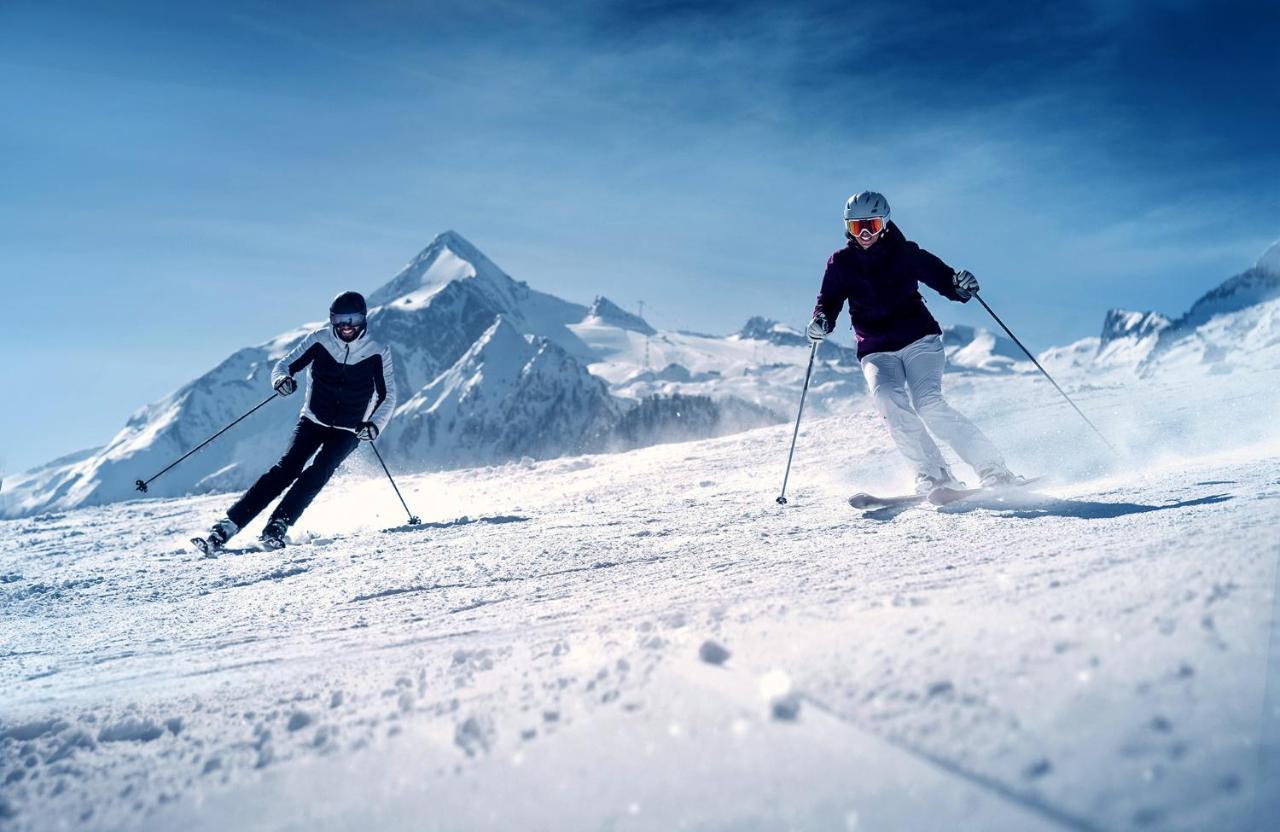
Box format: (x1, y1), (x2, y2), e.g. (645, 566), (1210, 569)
(808, 192), (1023, 495)
(194, 291), (398, 553)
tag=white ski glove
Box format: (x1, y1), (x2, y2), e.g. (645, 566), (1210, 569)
(274, 376), (297, 396)
(952, 269), (980, 301)
(806, 315), (829, 343)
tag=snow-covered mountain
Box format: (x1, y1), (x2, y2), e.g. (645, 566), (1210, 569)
(1140, 241), (1280, 374)
(1039, 240), (1280, 378)
(581, 296), (656, 336)
(368, 230), (593, 361)
(392, 317), (619, 468)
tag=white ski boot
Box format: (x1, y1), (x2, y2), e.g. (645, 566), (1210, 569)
(914, 467), (964, 495)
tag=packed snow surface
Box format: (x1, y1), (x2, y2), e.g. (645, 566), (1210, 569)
(3, 359), (1279, 831)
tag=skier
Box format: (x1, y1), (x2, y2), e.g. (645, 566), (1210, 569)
(194, 291), (398, 553)
(807, 192), (1023, 495)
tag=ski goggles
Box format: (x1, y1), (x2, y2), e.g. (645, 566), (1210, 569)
(330, 312), (367, 328)
(847, 217), (886, 237)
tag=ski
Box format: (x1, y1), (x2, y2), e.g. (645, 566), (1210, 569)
(928, 476), (1044, 506)
(190, 536), (218, 557)
(848, 492), (925, 510)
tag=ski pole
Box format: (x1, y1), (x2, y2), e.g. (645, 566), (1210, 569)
(368, 440), (420, 525)
(134, 392), (280, 493)
(973, 292), (1118, 456)
(776, 340), (819, 505)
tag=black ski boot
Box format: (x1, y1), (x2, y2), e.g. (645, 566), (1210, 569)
(260, 517), (290, 550)
(192, 517), (238, 557)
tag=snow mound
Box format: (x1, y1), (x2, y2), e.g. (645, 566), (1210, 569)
(942, 325), (1026, 374)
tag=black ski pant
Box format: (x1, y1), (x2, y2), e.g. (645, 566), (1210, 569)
(226, 418), (359, 530)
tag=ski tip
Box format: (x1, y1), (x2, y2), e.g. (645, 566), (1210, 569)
(849, 492), (924, 510)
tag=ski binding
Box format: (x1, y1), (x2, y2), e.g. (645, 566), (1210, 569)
(928, 476), (1044, 506)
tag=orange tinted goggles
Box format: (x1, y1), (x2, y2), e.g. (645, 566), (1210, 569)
(847, 217), (886, 236)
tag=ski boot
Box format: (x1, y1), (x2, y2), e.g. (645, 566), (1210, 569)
(914, 467), (964, 495)
(192, 517), (238, 557)
(978, 466), (1029, 489)
(260, 517), (290, 550)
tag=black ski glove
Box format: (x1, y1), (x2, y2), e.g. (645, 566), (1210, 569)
(952, 269), (980, 301)
(274, 376), (297, 396)
(356, 422), (379, 442)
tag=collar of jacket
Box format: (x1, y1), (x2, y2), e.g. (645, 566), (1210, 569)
(322, 325), (380, 361)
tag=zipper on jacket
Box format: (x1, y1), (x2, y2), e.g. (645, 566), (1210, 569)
(335, 343), (349, 423)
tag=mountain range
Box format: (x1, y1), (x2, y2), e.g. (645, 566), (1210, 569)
(3, 232), (1276, 518)
(1040, 239), (1280, 378)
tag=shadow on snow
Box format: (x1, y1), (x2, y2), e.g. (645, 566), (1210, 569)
(940, 493), (1234, 520)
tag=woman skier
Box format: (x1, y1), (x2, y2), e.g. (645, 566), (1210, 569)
(194, 290), (398, 553)
(807, 191), (1022, 495)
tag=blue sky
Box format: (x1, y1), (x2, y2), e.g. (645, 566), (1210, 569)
(2, 0), (1277, 474)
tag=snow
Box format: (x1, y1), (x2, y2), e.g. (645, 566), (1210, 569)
(3, 356), (1279, 830)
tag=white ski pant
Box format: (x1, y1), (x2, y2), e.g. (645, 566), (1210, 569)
(860, 334), (1005, 479)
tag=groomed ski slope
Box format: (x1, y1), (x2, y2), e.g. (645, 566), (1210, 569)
(2, 368), (1278, 831)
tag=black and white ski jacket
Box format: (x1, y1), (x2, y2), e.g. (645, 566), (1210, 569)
(271, 327), (398, 434)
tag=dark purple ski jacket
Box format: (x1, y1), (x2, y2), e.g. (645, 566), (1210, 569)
(813, 222), (967, 359)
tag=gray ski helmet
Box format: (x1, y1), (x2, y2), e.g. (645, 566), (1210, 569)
(844, 191), (890, 223)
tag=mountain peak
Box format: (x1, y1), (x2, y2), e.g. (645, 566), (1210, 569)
(585, 297), (656, 335)
(1099, 309), (1171, 345)
(1173, 259), (1280, 333)
(367, 230), (512, 308)
(414, 230), (486, 266)
(1256, 239), (1280, 277)
(738, 316), (807, 347)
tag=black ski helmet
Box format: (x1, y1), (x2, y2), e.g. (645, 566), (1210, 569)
(329, 291), (368, 341)
(330, 291), (367, 317)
